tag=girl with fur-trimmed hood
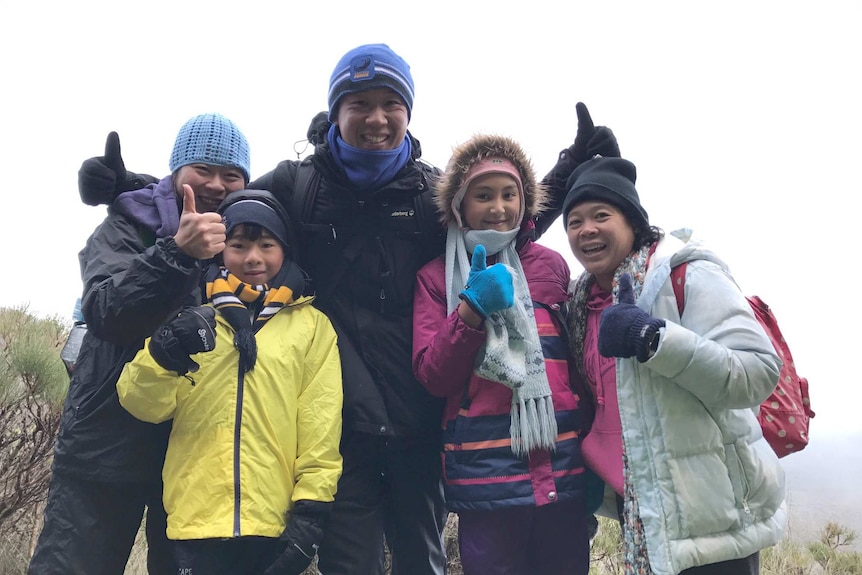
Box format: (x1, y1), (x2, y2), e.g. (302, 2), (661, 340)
(412, 134), (594, 575)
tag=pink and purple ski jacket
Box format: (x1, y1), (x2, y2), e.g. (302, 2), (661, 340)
(412, 239), (593, 512)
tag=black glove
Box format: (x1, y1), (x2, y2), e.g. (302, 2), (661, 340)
(306, 111), (331, 147)
(548, 102), (621, 187)
(598, 274), (665, 363)
(264, 500), (332, 575)
(149, 306), (217, 375)
(78, 132), (158, 206)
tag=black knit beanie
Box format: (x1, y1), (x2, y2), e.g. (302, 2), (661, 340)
(561, 156), (649, 228)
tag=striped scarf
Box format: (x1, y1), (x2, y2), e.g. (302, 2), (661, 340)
(204, 260), (308, 373)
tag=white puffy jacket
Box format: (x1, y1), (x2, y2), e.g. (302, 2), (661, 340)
(618, 230), (786, 574)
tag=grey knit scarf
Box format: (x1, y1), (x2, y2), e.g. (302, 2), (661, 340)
(445, 223), (557, 457)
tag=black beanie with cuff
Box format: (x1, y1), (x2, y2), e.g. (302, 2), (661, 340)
(561, 156), (649, 229)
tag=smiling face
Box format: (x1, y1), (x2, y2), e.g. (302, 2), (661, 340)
(460, 173), (523, 232)
(333, 87), (409, 150)
(566, 200), (636, 291)
(173, 164), (246, 213)
(222, 225), (285, 285)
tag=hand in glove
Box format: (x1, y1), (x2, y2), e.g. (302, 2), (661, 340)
(459, 245), (514, 319)
(149, 306), (217, 375)
(548, 102), (621, 185)
(598, 274), (665, 363)
(306, 111), (331, 147)
(78, 132), (158, 206)
(263, 500), (332, 575)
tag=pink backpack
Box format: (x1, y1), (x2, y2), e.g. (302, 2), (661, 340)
(670, 263), (814, 458)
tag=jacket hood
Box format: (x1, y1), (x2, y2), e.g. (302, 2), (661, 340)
(111, 176), (180, 239)
(434, 134), (548, 227)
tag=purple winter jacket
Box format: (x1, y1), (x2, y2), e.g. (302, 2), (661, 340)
(412, 239), (592, 512)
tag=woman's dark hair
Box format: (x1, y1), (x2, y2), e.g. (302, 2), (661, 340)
(633, 223), (664, 251)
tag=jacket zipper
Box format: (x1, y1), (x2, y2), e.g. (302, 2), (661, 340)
(233, 364), (245, 537)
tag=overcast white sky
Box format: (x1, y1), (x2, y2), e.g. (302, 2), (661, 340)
(1, 1), (860, 437)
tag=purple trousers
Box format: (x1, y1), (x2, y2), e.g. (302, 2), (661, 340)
(457, 498), (590, 575)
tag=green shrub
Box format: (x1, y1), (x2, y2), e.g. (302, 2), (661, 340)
(0, 306), (69, 574)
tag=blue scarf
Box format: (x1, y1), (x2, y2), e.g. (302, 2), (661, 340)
(327, 124), (412, 193)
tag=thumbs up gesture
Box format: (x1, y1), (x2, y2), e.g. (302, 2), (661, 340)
(548, 103), (621, 189)
(598, 273), (665, 362)
(173, 185), (227, 260)
(78, 131), (128, 206)
(458, 245), (515, 319)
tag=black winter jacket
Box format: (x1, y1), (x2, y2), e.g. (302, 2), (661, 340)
(250, 131), (445, 438)
(53, 203), (201, 482)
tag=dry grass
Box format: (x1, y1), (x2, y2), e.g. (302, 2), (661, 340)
(2, 510), (860, 574)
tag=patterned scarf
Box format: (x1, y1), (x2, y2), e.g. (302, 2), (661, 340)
(204, 259), (308, 373)
(445, 223), (557, 457)
(567, 244), (653, 574)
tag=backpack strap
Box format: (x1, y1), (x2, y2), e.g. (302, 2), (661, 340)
(291, 159), (328, 235)
(288, 159), (367, 302)
(412, 165), (445, 260)
(670, 262), (688, 317)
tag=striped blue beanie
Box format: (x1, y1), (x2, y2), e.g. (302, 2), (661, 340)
(222, 199), (289, 249)
(328, 43), (414, 121)
(169, 113), (251, 182)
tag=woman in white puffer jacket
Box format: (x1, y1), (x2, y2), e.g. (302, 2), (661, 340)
(562, 155), (786, 575)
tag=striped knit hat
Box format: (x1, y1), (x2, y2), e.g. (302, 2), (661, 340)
(327, 43), (414, 121)
(169, 113), (251, 182)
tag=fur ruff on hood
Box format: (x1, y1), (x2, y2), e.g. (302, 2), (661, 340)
(434, 134), (548, 227)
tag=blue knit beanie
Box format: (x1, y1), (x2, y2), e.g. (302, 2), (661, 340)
(169, 113), (251, 182)
(328, 43), (414, 121)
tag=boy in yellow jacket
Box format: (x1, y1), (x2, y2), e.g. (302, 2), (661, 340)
(117, 190), (342, 575)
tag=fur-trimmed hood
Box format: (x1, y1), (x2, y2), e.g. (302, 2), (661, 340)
(434, 134), (548, 227)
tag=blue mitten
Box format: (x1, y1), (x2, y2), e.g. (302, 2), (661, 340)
(459, 245), (514, 319)
(598, 274), (665, 363)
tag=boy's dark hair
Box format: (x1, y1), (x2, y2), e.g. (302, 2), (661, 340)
(228, 222), (268, 242)
(218, 189), (296, 259)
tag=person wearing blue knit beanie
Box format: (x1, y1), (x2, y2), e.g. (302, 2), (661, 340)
(170, 112), (251, 183)
(28, 113), (251, 575)
(327, 43), (415, 121)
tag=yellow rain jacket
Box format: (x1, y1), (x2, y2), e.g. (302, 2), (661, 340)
(117, 297), (342, 540)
